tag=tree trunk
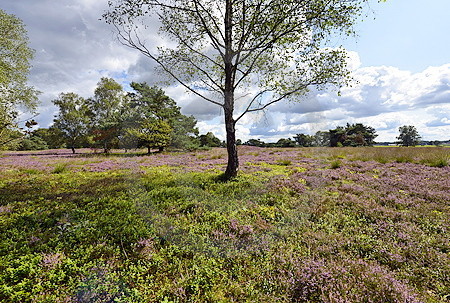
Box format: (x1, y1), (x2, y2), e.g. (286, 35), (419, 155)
(224, 110), (238, 180)
(71, 146), (75, 154)
(222, 0), (238, 180)
(147, 146), (151, 154)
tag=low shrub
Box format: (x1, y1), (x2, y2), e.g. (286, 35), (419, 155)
(330, 159), (342, 169)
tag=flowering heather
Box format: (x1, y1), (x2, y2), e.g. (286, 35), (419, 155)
(41, 252), (65, 269)
(0, 146), (448, 302)
(287, 258), (421, 303)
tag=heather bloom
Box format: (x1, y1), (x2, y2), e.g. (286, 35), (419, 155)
(229, 218), (254, 237)
(41, 252), (64, 269)
(290, 258), (422, 303)
(135, 238), (157, 259)
(0, 205), (12, 214)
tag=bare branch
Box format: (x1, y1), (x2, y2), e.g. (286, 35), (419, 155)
(192, 0), (226, 51)
(234, 79), (324, 123)
(234, 88), (270, 122)
(114, 23), (224, 107)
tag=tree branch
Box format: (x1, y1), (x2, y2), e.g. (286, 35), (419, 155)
(114, 23), (224, 107)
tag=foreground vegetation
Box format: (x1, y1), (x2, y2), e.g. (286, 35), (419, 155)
(0, 147), (449, 302)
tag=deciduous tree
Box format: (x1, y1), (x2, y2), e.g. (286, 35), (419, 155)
(171, 114), (199, 150)
(0, 9), (40, 148)
(244, 138), (265, 147)
(330, 123), (377, 147)
(32, 127), (66, 149)
(294, 133), (315, 147)
(199, 132), (222, 147)
(127, 118), (172, 154)
(275, 138), (296, 147)
(104, 0), (375, 179)
(88, 77), (128, 153)
(313, 131), (331, 147)
(52, 93), (91, 153)
(127, 82), (198, 150)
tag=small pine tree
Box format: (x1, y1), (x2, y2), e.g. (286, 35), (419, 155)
(128, 119), (172, 154)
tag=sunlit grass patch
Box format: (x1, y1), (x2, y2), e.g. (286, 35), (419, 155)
(420, 155), (449, 167)
(243, 161), (294, 177)
(276, 159), (292, 166)
(52, 162), (70, 174)
(330, 159), (342, 169)
(209, 153), (225, 160)
(18, 168), (43, 175)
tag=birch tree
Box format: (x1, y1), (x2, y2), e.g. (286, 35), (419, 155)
(88, 77), (128, 153)
(52, 92), (90, 154)
(104, 0), (375, 179)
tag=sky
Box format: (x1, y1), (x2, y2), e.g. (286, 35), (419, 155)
(2, 0), (450, 142)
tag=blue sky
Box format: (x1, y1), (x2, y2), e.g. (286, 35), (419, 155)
(345, 0), (450, 72)
(2, 0), (450, 142)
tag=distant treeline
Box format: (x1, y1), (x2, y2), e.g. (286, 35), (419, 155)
(240, 123), (378, 148)
(9, 119), (449, 152)
(240, 124), (449, 148)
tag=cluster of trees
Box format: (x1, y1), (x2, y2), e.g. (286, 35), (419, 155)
(0, 4), (428, 179)
(242, 138), (297, 148)
(243, 123), (378, 148)
(20, 118), (426, 151)
(48, 78), (199, 154)
(242, 124), (428, 148)
(0, 9), (203, 154)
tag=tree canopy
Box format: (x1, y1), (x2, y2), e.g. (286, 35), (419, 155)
(0, 9), (40, 148)
(199, 132), (222, 148)
(52, 92), (91, 153)
(104, 0), (375, 179)
(88, 77), (128, 153)
(329, 123), (377, 147)
(127, 82), (198, 151)
(397, 125), (421, 147)
(127, 118), (173, 154)
(48, 78), (199, 153)
(127, 82), (199, 150)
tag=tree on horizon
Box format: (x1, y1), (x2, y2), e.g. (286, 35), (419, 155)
(397, 125), (421, 147)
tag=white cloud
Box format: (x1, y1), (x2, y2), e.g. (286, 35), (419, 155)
(346, 50), (362, 71)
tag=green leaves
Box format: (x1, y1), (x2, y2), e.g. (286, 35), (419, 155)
(104, 0), (376, 177)
(0, 9), (40, 148)
(0, 9), (34, 88)
(397, 125), (422, 147)
(126, 82), (199, 151)
(88, 77), (128, 152)
(52, 93), (91, 153)
(128, 118), (172, 153)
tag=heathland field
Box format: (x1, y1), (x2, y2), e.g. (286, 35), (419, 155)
(0, 146), (449, 302)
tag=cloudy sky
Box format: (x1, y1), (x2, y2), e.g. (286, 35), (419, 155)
(3, 0), (450, 142)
